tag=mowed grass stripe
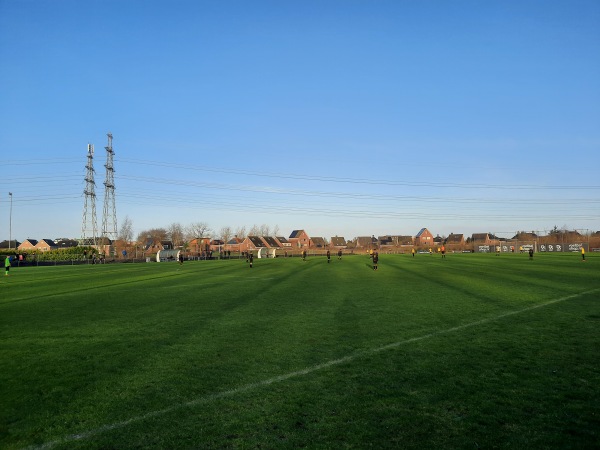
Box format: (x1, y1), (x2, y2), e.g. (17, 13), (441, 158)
(1, 254), (598, 449)
(28, 287), (600, 450)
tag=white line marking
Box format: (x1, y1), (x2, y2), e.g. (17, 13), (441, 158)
(29, 288), (599, 450)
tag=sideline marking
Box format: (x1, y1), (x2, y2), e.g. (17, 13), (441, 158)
(29, 288), (599, 450)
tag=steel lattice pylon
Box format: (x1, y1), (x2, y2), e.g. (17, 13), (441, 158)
(101, 132), (118, 243)
(80, 144), (98, 247)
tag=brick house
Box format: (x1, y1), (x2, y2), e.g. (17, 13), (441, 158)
(415, 228), (434, 247)
(188, 238), (211, 255)
(275, 236), (292, 248)
(224, 237), (244, 253)
(262, 236), (282, 248)
(471, 233), (498, 246)
(355, 236), (378, 250)
(288, 230), (312, 248)
(330, 236), (347, 248)
(34, 239), (57, 252)
(445, 233), (465, 250)
(18, 239), (38, 251)
(311, 237), (327, 248)
(240, 236), (268, 253)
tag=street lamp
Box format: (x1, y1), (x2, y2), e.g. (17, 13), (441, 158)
(9, 192), (13, 249)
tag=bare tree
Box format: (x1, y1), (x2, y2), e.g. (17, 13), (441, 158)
(219, 226), (233, 244)
(186, 222), (211, 255)
(272, 224), (280, 236)
(235, 226), (246, 238)
(137, 228), (168, 245)
(259, 224), (270, 236)
(167, 222), (185, 248)
(186, 222), (211, 241)
(118, 215), (134, 242)
(249, 224), (261, 236)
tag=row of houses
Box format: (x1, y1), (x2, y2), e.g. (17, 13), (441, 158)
(3, 228), (597, 255)
(0, 238), (71, 252)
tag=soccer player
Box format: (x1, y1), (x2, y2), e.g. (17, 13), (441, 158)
(327, 250), (331, 263)
(338, 249), (342, 260)
(249, 252), (253, 268)
(302, 249), (307, 261)
(411, 248), (415, 257)
(441, 245), (446, 259)
(529, 248), (534, 260)
(4, 255), (11, 276)
(373, 251), (379, 271)
(581, 246), (586, 261)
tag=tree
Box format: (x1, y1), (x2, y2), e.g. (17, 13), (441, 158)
(249, 224), (261, 236)
(167, 222), (185, 248)
(272, 225), (280, 236)
(137, 228), (167, 245)
(219, 226), (233, 244)
(235, 226), (246, 238)
(259, 224), (270, 236)
(187, 222), (211, 255)
(118, 215), (134, 242)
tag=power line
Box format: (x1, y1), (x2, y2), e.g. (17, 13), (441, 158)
(116, 157), (600, 190)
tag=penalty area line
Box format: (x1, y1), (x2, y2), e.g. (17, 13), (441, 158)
(29, 287), (599, 450)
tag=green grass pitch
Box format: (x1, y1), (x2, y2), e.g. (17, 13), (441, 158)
(1, 253), (599, 449)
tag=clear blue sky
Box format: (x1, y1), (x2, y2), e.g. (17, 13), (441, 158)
(1, 0), (599, 242)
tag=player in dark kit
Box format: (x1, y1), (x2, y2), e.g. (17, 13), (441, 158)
(302, 249), (307, 261)
(529, 248), (534, 260)
(337, 249), (342, 260)
(327, 250), (331, 263)
(373, 251), (379, 271)
(249, 252), (253, 268)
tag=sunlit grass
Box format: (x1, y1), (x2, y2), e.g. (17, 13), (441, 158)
(1, 253), (598, 449)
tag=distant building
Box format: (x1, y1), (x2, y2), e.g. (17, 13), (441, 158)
(189, 238), (211, 254)
(445, 233), (465, 250)
(224, 237), (244, 253)
(18, 239), (39, 251)
(34, 239), (58, 252)
(288, 230), (311, 248)
(415, 228), (434, 247)
(0, 239), (21, 249)
(55, 238), (79, 248)
(275, 236), (292, 247)
(330, 236), (347, 248)
(311, 237), (327, 248)
(355, 236), (378, 250)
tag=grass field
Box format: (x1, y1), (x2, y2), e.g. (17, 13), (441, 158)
(1, 252), (599, 449)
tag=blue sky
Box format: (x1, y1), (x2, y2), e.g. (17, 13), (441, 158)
(1, 0), (599, 242)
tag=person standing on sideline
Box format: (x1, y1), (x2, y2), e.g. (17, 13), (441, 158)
(581, 246), (586, 261)
(373, 251), (379, 271)
(529, 248), (534, 260)
(249, 252), (253, 268)
(5, 255), (11, 276)
(326, 249), (331, 263)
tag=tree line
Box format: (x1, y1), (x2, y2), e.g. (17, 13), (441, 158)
(120, 216), (280, 248)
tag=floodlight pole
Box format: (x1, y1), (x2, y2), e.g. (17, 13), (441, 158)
(9, 192), (13, 249)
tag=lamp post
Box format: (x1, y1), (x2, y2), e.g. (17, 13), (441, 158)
(9, 192), (13, 249)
